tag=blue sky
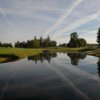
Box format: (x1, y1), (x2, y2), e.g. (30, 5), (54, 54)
(0, 0), (100, 44)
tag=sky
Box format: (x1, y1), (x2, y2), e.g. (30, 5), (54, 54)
(0, 0), (100, 44)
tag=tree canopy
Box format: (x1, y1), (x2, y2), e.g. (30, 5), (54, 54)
(15, 36), (57, 48)
(0, 42), (12, 48)
(2, 27), (100, 48)
(67, 32), (87, 48)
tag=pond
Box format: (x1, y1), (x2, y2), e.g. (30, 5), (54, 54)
(0, 52), (100, 100)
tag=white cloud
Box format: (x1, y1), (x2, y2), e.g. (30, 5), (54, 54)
(0, 0), (65, 24)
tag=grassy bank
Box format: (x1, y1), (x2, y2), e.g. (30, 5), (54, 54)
(0, 47), (99, 63)
(47, 47), (82, 52)
(84, 48), (100, 57)
(0, 48), (44, 63)
(0, 47), (82, 63)
(0, 48), (44, 58)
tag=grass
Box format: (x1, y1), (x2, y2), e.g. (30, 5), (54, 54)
(0, 58), (8, 63)
(0, 47), (43, 57)
(0, 47), (100, 63)
(0, 47), (82, 56)
(46, 47), (82, 52)
(0, 47), (82, 63)
(84, 48), (100, 57)
(0, 48), (44, 63)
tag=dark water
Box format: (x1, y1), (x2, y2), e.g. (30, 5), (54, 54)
(0, 52), (100, 100)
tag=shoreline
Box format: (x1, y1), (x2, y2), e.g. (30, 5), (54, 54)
(0, 47), (99, 63)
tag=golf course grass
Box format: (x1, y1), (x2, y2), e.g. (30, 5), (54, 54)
(0, 47), (100, 63)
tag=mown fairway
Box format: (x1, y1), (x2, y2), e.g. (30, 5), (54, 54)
(0, 47), (100, 63)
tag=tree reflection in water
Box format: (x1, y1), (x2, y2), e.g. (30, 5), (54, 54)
(28, 52), (100, 78)
(28, 52), (57, 63)
(67, 53), (87, 65)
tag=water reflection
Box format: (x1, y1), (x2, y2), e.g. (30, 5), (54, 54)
(67, 53), (87, 65)
(67, 53), (100, 78)
(0, 54), (19, 63)
(28, 52), (100, 78)
(1, 52), (100, 100)
(28, 52), (57, 63)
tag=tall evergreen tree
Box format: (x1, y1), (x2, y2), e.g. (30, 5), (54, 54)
(40, 36), (43, 47)
(46, 36), (51, 47)
(15, 41), (20, 47)
(97, 28), (100, 47)
(34, 36), (40, 48)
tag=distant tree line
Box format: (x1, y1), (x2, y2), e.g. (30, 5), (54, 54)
(0, 42), (12, 47)
(1, 27), (100, 48)
(67, 32), (87, 48)
(15, 36), (57, 48)
(59, 43), (67, 47)
(87, 44), (97, 47)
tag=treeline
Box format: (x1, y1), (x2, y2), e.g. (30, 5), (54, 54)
(15, 36), (57, 48)
(0, 33), (87, 48)
(0, 42), (12, 47)
(59, 43), (67, 47)
(87, 44), (97, 47)
(1, 27), (100, 48)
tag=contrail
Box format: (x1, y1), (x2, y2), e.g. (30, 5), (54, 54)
(0, 73), (15, 100)
(44, 61), (90, 100)
(53, 59), (99, 81)
(52, 11), (100, 39)
(45, 0), (82, 36)
(0, 4), (14, 27)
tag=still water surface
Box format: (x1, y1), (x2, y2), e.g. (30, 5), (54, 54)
(0, 52), (100, 100)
